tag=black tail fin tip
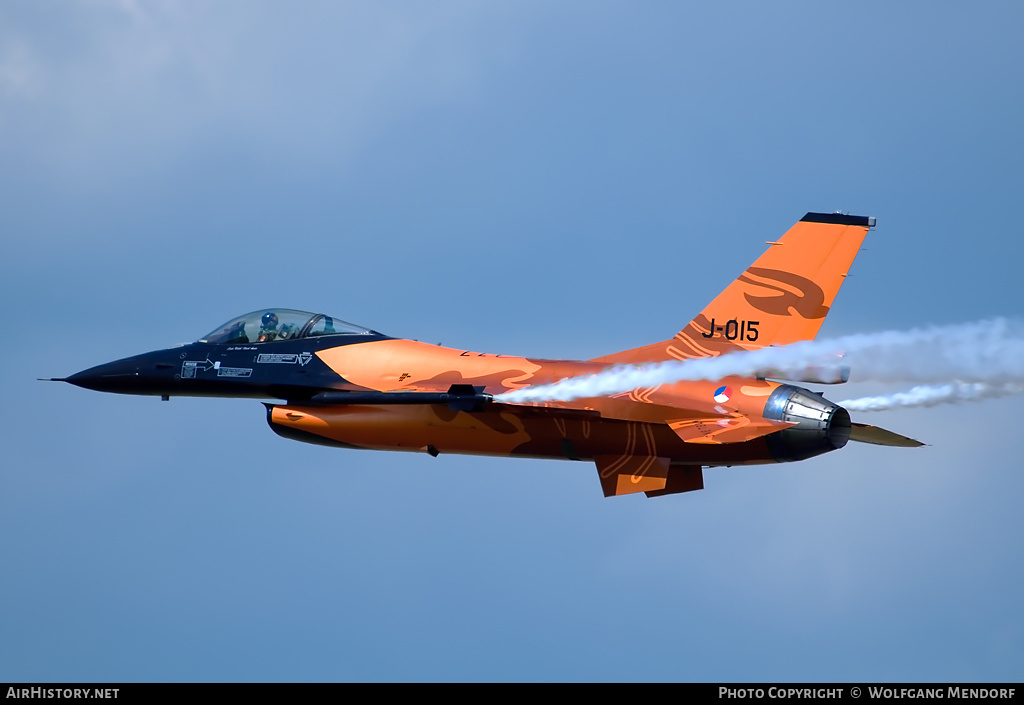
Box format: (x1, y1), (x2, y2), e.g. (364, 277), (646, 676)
(802, 212), (876, 227)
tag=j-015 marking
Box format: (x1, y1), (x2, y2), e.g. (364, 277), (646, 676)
(702, 319), (759, 341)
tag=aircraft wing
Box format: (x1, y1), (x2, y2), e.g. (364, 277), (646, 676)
(495, 395), (797, 445)
(665, 415), (797, 444)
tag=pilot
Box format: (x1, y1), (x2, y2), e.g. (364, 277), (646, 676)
(257, 312), (280, 342)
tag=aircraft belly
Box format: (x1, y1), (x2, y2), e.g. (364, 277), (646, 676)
(268, 403), (780, 465)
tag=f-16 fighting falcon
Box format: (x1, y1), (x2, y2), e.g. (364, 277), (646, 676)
(52, 213), (921, 498)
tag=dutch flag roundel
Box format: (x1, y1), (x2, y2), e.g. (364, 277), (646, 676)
(714, 386), (732, 403)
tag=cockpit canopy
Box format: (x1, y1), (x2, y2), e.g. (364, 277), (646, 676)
(199, 309), (375, 345)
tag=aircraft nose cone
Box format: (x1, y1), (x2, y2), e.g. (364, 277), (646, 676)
(65, 357), (142, 393)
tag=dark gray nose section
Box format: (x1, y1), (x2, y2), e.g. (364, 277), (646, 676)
(762, 384), (851, 462)
(65, 356), (143, 393)
(63, 349), (182, 396)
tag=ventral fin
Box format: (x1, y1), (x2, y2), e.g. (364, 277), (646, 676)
(594, 455), (670, 497)
(645, 465), (704, 498)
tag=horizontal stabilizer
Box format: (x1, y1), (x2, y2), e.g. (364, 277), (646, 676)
(849, 423), (924, 447)
(669, 416), (796, 444)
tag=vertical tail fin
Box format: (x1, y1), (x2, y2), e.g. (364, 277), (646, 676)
(592, 212), (873, 364)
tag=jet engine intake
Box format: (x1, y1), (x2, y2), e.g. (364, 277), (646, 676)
(762, 384), (851, 462)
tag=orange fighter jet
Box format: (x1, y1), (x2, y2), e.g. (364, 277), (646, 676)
(55, 212), (921, 498)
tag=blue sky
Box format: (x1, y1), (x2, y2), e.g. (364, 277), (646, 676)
(2, 1), (1022, 682)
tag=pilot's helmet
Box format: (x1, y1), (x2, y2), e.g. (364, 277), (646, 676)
(261, 312), (279, 329)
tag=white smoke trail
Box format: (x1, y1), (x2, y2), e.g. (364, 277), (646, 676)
(495, 318), (1024, 403)
(839, 382), (1024, 412)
